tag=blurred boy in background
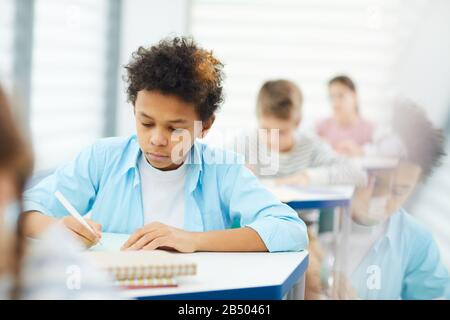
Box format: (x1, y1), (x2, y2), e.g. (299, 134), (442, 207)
(230, 79), (366, 299)
(324, 102), (450, 299)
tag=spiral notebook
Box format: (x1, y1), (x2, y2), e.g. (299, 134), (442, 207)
(84, 250), (197, 282)
(116, 277), (178, 289)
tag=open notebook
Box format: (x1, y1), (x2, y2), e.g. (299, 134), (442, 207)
(85, 233), (196, 289)
(90, 232), (130, 251)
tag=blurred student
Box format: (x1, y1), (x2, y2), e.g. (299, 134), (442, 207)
(233, 79), (365, 299)
(21, 37), (307, 253)
(327, 102), (450, 299)
(244, 79), (366, 186)
(316, 75), (374, 157)
(0, 87), (117, 299)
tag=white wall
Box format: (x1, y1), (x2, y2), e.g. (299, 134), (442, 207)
(392, 0), (450, 268)
(189, 0), (437, 137)
(394, 0), (450, 127)
(116, 0), (189, 136)
(116, 0), (450, 135)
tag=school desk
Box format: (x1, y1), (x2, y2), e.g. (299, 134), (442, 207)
(122, 251), (309, 300)
(262, 183), (355, 293)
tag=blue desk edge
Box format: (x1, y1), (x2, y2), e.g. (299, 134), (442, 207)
(136, 252), (309, 300)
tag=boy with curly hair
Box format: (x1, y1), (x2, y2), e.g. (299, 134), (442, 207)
(22, 37), (308, 253)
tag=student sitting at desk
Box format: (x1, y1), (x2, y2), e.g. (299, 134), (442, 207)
(237, 79), (366, 186)
(316, 75), (375, 157)
(22, 37), (308, 253)
(328, 102), (450, 299)
(317, 76), (409, 161)
(0, 87), (117, 299)
(228, 79), (365, 299)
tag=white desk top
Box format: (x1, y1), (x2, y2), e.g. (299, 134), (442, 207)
(262, 182), (354, 203)
(121, 251), (309, 299)
(353, 156), (399, 170)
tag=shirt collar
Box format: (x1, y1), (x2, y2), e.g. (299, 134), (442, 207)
(185, 140), (203, 193)
(119, 135), (203, 192)
(118, 135), (142, 177)
(372, 211), (401, 252)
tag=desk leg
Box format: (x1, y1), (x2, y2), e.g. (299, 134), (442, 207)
(330, 206), (352, 298)
(337, 206), (351, 272)
(285, 274), (305, 300)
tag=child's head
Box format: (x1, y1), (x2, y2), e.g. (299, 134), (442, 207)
(0, 86), (33, 298)
(351, 102), (445, 226)
(125, 37), (224, 170)
(256, 80), (303, 152)
(328, 75), (359, 121)
(0, 87), (33, 213)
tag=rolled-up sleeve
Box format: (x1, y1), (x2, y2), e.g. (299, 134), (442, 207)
(23, 143), (103, 218)
(221, 164), (308, 252)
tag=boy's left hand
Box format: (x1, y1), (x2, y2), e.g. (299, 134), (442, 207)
(121, 222), (198, 252)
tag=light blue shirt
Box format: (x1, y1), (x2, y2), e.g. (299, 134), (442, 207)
(23, 135), (308, 252)
(351, 209), (450, 299)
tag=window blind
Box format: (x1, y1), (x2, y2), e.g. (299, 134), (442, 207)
(190, 0), (429, 132)
(30, 0), (110, 171)
(191, 0), (449, 268)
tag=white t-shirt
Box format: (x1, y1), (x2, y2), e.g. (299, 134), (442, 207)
(138, 154), (186, 229)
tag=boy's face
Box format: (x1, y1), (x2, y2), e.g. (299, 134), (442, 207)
(258, 114), (300, 153)
(351, 161), (422, 226)
(134, 90), (212, 171)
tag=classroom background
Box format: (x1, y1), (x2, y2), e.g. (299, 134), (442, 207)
(1, 0), (449, 267)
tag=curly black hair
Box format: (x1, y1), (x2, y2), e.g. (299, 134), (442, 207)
(125, 37), (224, 121)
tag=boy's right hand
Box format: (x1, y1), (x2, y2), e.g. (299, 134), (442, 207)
(60, 216), (102, 248)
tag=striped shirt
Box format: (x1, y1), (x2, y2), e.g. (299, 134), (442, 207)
(232, 130), (366, 185)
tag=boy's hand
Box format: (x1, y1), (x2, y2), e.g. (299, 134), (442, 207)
(60, 216), (102, 248)
(275, 172), (311, 186)
(121, 222), (198, 253)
